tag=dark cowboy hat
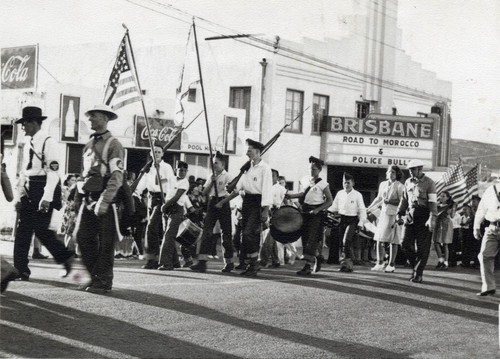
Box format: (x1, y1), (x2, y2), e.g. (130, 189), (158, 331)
(15, 106), (47, 124)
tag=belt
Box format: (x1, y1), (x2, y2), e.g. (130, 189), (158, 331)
(490, 221), (500, 227)
(210, 196), (227, 201)
(150, 192), (162, 196)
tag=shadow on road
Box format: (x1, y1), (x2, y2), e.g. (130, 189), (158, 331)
(1, 291), (241, 359)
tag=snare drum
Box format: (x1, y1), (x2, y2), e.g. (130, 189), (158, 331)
(270, 205), (303, 244)
(323, 211), (340, 228)
(176, 219), (202, 247)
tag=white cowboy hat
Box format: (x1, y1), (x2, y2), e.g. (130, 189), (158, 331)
(407, 159), (425, 169)
(85, 104), (118, 120)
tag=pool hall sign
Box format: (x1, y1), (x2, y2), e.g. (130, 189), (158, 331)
(321, 114), (437, 169)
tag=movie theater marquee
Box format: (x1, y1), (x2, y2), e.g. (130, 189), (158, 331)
(322, 114), (436, 169)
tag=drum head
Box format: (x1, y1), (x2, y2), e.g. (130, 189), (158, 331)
(270, 206), (303, 244)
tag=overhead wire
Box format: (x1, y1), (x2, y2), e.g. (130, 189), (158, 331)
(124, 0), (450, 102)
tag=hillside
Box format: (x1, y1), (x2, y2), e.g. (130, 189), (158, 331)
(450, 138), (500, 178)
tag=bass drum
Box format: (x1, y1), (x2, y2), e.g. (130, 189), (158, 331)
(176, 219), (202, 247)
(270, 205), (303, 244)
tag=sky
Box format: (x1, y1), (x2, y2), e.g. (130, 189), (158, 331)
(1, 0), (499, 145)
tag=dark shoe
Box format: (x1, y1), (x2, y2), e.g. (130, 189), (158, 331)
(235, 263), (248, 270)
(435, 262), (444, 270)
(459, 262), (471, 268)
(15, 272), (30, 281)
(411, 275), (423, 283)
(240, 262), (260, 277)
(297, 264), (312, 276)
(173, 263), (181, 269)
(142, 260), (159, 269)
(61, 257), (74, 278)
(1, 268), (20, 293)
(338, 266), (353, 273)
(158, 265), (174, 271)
(190, 261), (207, 273)
(221, 262), (234, 273)
(86, 285), (112, 294)
(32, 252), (48, 259)
(183, 261), (194, 268)
(477, 289), (496, 296)
(270, 263), (280, 268)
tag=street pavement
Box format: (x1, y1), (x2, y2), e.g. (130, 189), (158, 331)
(1, 239), (499, 359)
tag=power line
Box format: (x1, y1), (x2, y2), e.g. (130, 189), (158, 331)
(123, 0), (450, 102)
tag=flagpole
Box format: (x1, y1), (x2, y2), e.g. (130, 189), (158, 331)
(123, 25), (165, 203)
(192, 19), (218, 197)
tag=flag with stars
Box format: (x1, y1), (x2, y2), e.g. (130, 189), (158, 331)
(435, 161), (468, 211)
(103, 35), (141, 111)
(465, 164), (479, 200)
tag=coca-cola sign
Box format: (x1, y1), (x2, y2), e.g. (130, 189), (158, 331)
(134, 115), (181, 150)
(1, 45), (38, 90)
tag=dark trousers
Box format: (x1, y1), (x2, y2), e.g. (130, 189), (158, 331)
(76, 202), (117, 286)
(233, 221), (244, 262)
(144, 203), (163, 260)
(132, 222), (145, 255)
(339, 215), (359, 260)
(159, 204), (184, 267)
(327, 227), (341, 263)
(241, 194), (262, 259)
(401, 218), (431, 277)
(14, 196), (73, 275)
(199, 198), (233, 259)
(301, 207), (324, 263)
(260, 233), (279, 265)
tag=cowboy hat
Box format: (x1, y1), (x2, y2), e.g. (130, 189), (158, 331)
(15, 106), (47, 124)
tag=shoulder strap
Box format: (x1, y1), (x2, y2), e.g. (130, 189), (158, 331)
(31, 136), (51, 167)
(494, 185), (500, 202)
(101, 136), (116, 165)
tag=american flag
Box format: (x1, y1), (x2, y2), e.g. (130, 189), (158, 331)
(435, 161), (468, 211)
(465, 164), (479, 200)
(103, 35), (141, 110)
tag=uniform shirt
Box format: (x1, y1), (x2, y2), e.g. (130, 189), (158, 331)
(236, 159), (273, 207)
(272, 182), (287, 208)
(134, 161), (175, 196)
(377, 180), (405, 216)
(207, 170), (232, 197)
(330, 189), (367, 223)
(474, 183), (500, 229)
(166, 177), (190, 206)
(81, 131), (124, 205)
(18, 130), (61, 203)
(303, 177), (329, 205)
(397, 174), (437, 217)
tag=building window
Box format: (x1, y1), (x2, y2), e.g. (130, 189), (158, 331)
(312, 94), (329, 134)
(356, 101), (370, 118)
(392, 107), (397, 115)
(0, 123), (15, 146)
(229, 87), (251, 128)
(285, 89), (304, 133)
(188, 89), (197, 102)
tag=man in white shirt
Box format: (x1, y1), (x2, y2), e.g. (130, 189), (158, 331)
(134, 142), (176, 270)
(158, 161), (190, 270)
(13, 106), (74, 281)
(218, 139), (273, 276)
(329, 172), (367, 272)
(474, 181), (500, 296)
(191, 151), (235, 273)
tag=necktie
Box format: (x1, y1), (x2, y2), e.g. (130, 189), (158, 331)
(27, 139), (34, 170)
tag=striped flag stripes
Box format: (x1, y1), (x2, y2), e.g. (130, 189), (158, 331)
(103, 35), (141, 110)
(435, 161), (468, 211)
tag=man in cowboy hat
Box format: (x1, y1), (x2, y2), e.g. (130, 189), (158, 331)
(13, 106), (74, 281)
(75, 104), (124, 294)
(397, 159), (438, 283)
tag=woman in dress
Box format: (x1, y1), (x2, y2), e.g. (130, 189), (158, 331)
(433, 191), (456, 270)
(370, 165), (405, 273)
(287, 157), (333, 275)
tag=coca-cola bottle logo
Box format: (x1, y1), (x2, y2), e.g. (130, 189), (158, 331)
(1, 55), (31, 83)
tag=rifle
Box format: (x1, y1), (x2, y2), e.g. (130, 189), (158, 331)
(226, 106), (310, 193)
(130, 110), (203, 192)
